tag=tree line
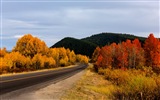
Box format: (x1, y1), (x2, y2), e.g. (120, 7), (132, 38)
(0, 34), (88, 74)
(92, 33), (160, 73)
(91, 33), (160, 99)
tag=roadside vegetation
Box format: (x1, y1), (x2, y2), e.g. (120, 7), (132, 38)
(0, 34), (89, 74)
(62, 64), (160, 100)
(92, 33), (160, 100)
(62, 33), (160, 100)
(61, 64), (111, 100)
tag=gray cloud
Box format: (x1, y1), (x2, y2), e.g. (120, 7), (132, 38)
(2, 1), (159, 50)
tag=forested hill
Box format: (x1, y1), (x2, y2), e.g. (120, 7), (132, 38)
(51, 37), (97, 57)
(82, 32), (146, 47)
(51, 33), (146, 57)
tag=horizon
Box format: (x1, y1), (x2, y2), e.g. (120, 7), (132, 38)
(1, 32), (159, 51)
(1, 0), (159, 50)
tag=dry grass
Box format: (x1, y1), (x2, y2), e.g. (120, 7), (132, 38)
(61, 64), (160, 100)
(61, 64), (114, 100)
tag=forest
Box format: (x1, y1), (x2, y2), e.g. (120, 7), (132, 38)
(91, 33), (160, 99)
(52, 32), (146, 57)
(0, 34), (89, 74)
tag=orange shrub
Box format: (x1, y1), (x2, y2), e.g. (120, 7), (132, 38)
(76, 54), (89, 64)
(0, 48), (7, 57)
(32, 53), (56, 70)
(3, 52), (31, 72)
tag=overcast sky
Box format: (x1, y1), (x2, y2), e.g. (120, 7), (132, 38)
(1, 0), (159, 50)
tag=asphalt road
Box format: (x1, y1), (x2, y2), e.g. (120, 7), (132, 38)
(0, 64), (87, 95)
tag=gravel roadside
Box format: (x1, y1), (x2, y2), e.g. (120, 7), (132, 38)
(1, 70), (85, 100)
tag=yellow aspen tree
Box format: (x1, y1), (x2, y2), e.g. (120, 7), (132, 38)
(13, 34), (48, 58)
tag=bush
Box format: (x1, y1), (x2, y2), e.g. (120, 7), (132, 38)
(60, 57), (69, 67)
(119, 75), (157, 100)
(32, 54), (45, 69)
(98, 68), (160, 100)
(44, 57), (56, 68)
(154, 76), (160, 99)
(3, 52), (31, 72)
(76, 54), (89, 64)
(0, 58), (9, 74)
(101, 68), (130, 85)
(32, 54), (56, 69)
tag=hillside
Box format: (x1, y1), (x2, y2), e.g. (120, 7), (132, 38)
(51, 37), (97, 57)
(82, 32), (146, 47)
(51, 33), (146, 57)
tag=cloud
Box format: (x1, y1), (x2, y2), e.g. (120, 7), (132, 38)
(13, 35), (24, 39)
(2, 1), (159, 49)
(3, 19), (40, 29)
(2, 34), (23, 39)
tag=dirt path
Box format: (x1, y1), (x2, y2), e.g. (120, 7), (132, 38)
(1, 70), (85, 100)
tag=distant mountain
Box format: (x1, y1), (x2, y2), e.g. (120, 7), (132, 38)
(51, 33), (146, 57)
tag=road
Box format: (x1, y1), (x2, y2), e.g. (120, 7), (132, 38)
(0, 64), (87, 95)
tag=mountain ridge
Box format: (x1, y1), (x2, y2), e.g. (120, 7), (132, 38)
(51, 32), (146, 57)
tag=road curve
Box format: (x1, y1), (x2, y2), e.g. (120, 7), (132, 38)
(0, 64), (87, 95)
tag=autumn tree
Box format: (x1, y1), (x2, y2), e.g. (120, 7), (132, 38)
(48, 48), (60, 67)
(76, 54), (89, 64)
(0, 47), (7, 57)
(95, 54), (103, 69)
(58, 47), (69, 66)
(32, 53), (56, 69)
(116, 42), (128, 68)
(132, 39), (145, 68)
(95, 39), (145, 69)
(0, 58), (8, 74)
(32, 54), (45, 69)
(1, 34), (90, 74)
(91, 47), (101, 63)
(67, 50), (76, 64)
(13, 34), (48, 58)
(144, 34), (160, 72)
(110, 43), (118, 68)
(100, 45), (113, 68)
(3, 52), (31, 72)
(95, 43), (119, 69)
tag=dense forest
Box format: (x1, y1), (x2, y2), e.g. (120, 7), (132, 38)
(91, 33), (160, 99)
(51, 37), (97, 57)
(0, 34), (89, 74)
(82, 32), (146, 46)
(52, 32), (146, 57)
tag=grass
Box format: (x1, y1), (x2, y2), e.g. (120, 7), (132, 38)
(98, 67), (160, 100)
(61, 64), (114, 100)
(61, 64), (160, 100)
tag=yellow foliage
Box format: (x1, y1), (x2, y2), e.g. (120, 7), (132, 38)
(0, 47), (7, 57)
(60, 56), (69, 66)
(0, 58), (9, 74)
(68, 51), (76, 64)
(49, 48), (77, 66)
(13, 34), (48, 58)
(32, 53), (56, 69)
(58, 47), (67, 59)
(1, 34), (90, 74)
(98, 68), (160, 99)
(2, 52), (31, 72)
(76, 54), (89, 64)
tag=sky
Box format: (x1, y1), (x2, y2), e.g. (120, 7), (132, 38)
(1, 0), (160, 50)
